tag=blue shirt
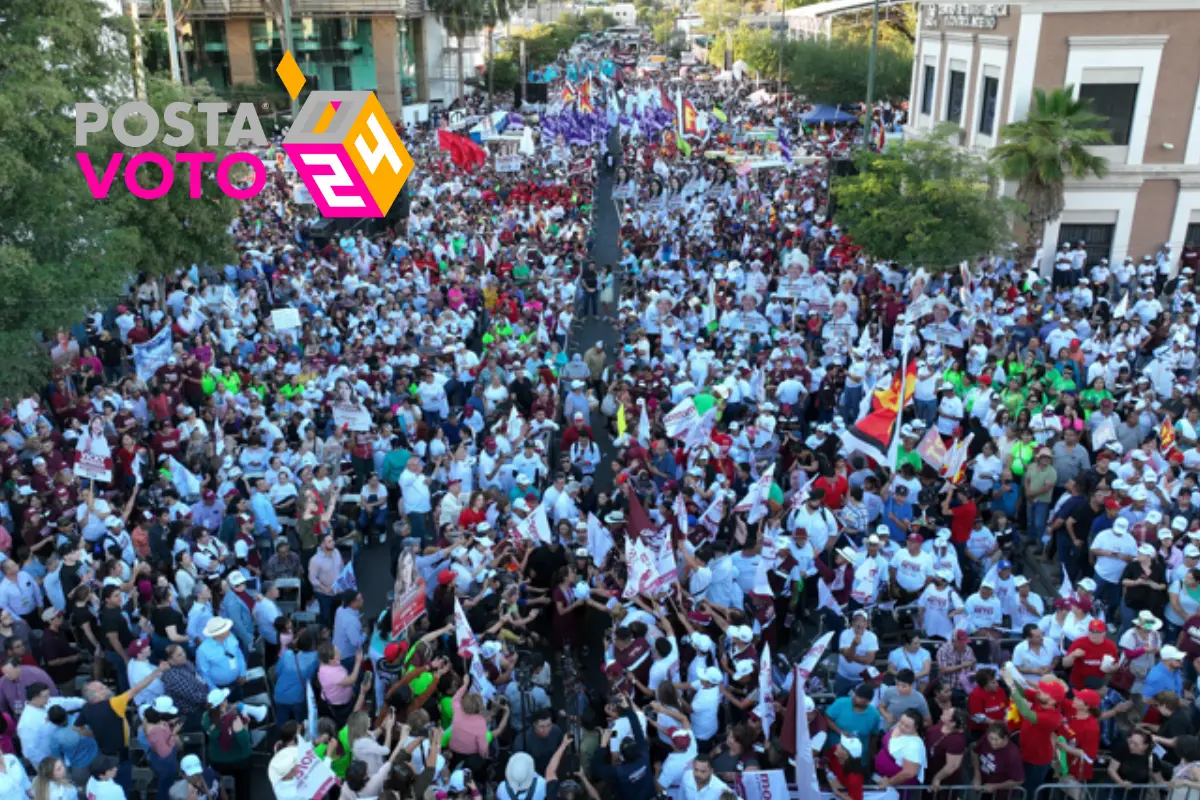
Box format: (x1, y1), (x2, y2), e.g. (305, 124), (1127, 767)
(883, 497), (913, 544)
(825, 696), (883, 761)
(250, 492), (280, 536)
(52, 724), (99, 768)
(195, 636), (246, 690)
(274, 650), (320, 705)
(1142, 662), (1183, 701)
(332, 606), (365, 658)
(187, 602), (213, 643)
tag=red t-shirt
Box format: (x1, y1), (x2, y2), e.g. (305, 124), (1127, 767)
(1018, 696), (1064, 766)
(815, 475), (850, 510)
(1066, 636), (1118, 689)
(968, 685), (1011, 732)
(828, 753), (864, 800)
(1067, 715), (1100, 780)
(949, 501), (978, 544)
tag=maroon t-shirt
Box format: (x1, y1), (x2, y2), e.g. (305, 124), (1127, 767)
(1178, 613), (1200, 660)
(974, 738), (1024, 799)
(926, 725), (966, 785)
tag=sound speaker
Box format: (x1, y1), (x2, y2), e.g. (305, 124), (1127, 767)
(525, 83), (549, 104)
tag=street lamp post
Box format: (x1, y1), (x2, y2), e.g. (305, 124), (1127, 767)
(281, 0), (297, 118)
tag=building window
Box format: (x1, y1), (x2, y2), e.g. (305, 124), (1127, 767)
(946, 70), (966, 124)
(1058, 224), (1115, 265)
(978, 75), (999, 136)
(252, 17), (376, 96)
(1188, 223), (1200, 247)
(921, 65), (936, 115)
(1078, 83), (1138, 146)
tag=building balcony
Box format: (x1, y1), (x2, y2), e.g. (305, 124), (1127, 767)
(136, 0), (426, 19)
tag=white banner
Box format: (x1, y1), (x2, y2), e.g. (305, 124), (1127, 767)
(74, 427), (112, 484)
(495, 154), (523, 173)
(792, 677), (819, 795)
(796, 631), (834, 681)
(293, 741), (338, 800)
(332, 402), (372, 433)
(738, 769), (790, 800)
(132, 325), (172, 382)
(272, 308), (302, 331)
(622, 536), (660, 598)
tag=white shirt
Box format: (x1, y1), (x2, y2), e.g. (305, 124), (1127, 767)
(680, 770), (730, 800)
(917, 584), (963, 640)
(1091, 529), (1138, 583)
(648, 637), (679, 692)
(965, 593), (1003, 632)
(937, 395), (964, 436)
(17, 697), (85, 766)
(659, 743), (698, 790)
(688, 684), (721, 740)
(398, 469), (432, 513)
(1012, 639), (1059, 685)
(836, 629), (879, 680)
(891, 548), (934, 592)
(85, 776), (123, 800)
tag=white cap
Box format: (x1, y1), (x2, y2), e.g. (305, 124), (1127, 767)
(841, 737), (863, 759)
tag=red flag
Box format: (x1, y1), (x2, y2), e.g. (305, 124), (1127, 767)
(437, 129), (486, 172)
(578, 79), (595, 114)
(660, 85), (675, 115)
(682, 98), (698, 135)
(623, 482), (655, 540)
(779, 670), (799, 755)
(841, 356), (917, 467)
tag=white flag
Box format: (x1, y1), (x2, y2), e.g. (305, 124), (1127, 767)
(515, 503), (553, 545)
(795, 631), (834, 681)
(1059, 564), (1073, 599)
(673, 492), (689, 538)
(817, 578), (843, 616)
(682, 408), (718, 452)
(506, 406), (524, 444)
(1113, 290), (1129, 319)
(793, 675), (819, 794)
(663, 400), (699, 438)
(586, 512), (613, 565)
(735, 464), (775, 524)
(167, 456), (201, 499)
(755, 643), (775, 733)
(214, 417), (225, 457)
(454, 597), (479, 658)
(468, 655), (497, 701)
(637, 402), (651, 448)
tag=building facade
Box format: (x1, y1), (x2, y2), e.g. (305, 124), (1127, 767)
(138, 0), (484, 123)
(906, 0), (1200, 270)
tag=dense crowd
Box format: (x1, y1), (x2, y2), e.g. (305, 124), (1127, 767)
(7, 23), (1200, 800)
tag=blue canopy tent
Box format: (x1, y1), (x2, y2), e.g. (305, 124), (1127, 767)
(800, 105), (859, 124)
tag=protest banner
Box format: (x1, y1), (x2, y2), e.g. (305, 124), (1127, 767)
(272, 308), (302, 331)
(132, 326), (172, 382)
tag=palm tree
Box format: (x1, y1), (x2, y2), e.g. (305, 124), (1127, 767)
(429, 0), (486, 100)
(483, 0), (510, 107)
(991, 86), (1111, 265)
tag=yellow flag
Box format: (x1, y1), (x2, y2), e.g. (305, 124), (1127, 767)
(617, 404), (627, 437)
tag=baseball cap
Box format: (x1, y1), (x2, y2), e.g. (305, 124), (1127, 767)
(1088, 619), (1107, 633)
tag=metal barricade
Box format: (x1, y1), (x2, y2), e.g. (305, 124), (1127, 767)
(1033, 783), (1198, 800)
(786, 783), (1028, 800)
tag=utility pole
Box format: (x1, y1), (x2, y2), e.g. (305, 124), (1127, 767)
(520, 40), (527, 108)
(864, 0), (880, 139)
(164, 0), (181, 83)
(128, 1), (145, 100)
(281, 0), (297, 118)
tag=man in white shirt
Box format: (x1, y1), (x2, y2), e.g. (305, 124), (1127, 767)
(17, 682), (85, 767)
(688, 666), (723, 749)
(1091, 516), (1138, 619)
(680, 754), (730, 800)
(935, 383), (963, 437)
(658, 729), (698, 792)
(890, 533), (934, 603)
(398, 457), (432, 544)
(648, 635), (679, 692)
(836, 610), (879, 694)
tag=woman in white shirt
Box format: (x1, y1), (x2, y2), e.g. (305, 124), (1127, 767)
(482, 374), (509, 418)
(32, 757), (78, 800)
(887, 633), (933, 691)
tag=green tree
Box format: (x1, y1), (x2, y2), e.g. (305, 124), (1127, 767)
(711, 30), (911, 103)
(0, 0), (238, 394)
(991, 86), (1111, 263)
(832, 125), (1016, 270)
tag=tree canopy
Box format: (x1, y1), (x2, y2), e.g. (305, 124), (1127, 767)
(710, 29), (911, 104)
(832, 125), (1017, 271)
(0, 0), (238, 394)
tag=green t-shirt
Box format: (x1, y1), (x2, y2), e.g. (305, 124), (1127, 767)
(1009, 441), (1035, 476)
(1025, 462), (1057, 502)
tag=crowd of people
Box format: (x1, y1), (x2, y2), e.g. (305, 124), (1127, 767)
(7, 20), (1200, 800)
